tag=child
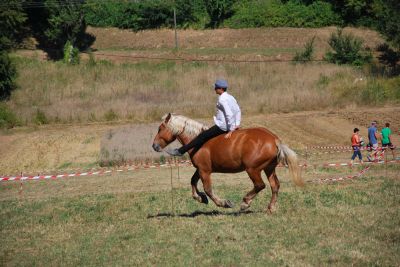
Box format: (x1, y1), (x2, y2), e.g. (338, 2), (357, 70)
(351, 128), (363, 165)
(381, 122), (396, 160)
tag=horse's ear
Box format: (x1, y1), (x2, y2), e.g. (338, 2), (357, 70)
(164, 113), (171, 123)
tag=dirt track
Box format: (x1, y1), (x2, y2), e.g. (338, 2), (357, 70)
(1, 107), (399, 175)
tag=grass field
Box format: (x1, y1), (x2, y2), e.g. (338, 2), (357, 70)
(1, 162), (399, 266)
(1, 26), (399, 266)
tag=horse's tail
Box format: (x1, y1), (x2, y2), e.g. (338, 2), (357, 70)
(276, 141), (304, 187)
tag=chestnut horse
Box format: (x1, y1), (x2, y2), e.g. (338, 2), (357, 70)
(152, 113), (304, 213)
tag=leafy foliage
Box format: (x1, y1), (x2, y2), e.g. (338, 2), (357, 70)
(0, 0), (26, 100)
(373, 0), (400, 50)
(293, 36), (315, 63)
(203, 0), (236, 28)
(0, 102), (19, 128)
(225, 0), (342, 28)
(0, 52), (17, 100)
(26, 0), (95, 59)
(325, 29), (372, 66)
(329, 0), (376, 27)
(63, 40), (80, 65)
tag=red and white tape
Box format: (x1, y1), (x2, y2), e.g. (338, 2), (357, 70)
(307, 145), (396, 151)
(1, 159), (398, 183)
(308, 166), (370, 184)
(0, 160), (192, 182)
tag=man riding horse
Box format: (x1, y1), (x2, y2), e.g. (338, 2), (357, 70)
(152, 79), (303, 213)
(167, 79), (241, 157)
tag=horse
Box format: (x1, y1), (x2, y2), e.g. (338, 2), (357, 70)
(152, 113), (304, 213)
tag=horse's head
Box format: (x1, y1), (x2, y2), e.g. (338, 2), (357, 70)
(152, 113), (176, 152)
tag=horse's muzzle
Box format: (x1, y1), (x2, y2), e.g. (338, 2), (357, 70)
(152, 143), (162, 152)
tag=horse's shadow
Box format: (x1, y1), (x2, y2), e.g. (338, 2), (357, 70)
(147, 209), (257, 219)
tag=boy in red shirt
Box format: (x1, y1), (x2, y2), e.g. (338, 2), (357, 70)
(351, 128), (363, 165)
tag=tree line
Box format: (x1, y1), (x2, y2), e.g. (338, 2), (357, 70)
(0, 0), (399, 101)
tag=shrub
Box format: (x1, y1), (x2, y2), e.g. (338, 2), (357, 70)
(0, 103), (19, 129)
(104, 109), (118, 121)
(325, 28), (372, 66)
(63, 41), (80, 65)
(34, 109), (49, 125)
(226, 0), (341, 28)
(0, 51), (17, 100)
(293, 36), (315, 63)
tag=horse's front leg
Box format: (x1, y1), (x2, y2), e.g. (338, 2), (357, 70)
(191, 169), (208, 204)
(199, 170), (234, 208)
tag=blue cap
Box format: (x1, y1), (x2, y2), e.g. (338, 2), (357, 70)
(214, 79), (228, 89)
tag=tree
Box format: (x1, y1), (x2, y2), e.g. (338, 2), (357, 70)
(374, 0), (400, 50)
(328, 0), (375, 26)
(325, 28), (372, 66)
(26, 0), (95, 60)
(204, 0), (236, 28)
(0, 0), (27, 100)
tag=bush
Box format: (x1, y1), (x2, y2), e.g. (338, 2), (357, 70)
(104, 109), (118, 121)
(63, 41), (80, 65)
(226, 0), (341, 28)
(84, 0), (199, 30)
(0, 103), (19, 129)
(0, 51), (17, 100)
(293, 36), (315, 63)
(34, 109), (49, 125)
(325, 28), (372, 66)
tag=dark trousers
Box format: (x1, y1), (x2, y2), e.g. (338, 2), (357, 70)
(178, 125), (227, 154)
(351, 146), (362, 160)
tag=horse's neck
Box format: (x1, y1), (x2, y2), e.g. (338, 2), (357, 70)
(176, 133), (194, 146)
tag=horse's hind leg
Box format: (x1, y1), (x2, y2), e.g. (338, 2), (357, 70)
(264, 165), (280, 213)
(191, 169), (208, 204)
(240, 168), (266, 211)
(199, 170), (233, 208)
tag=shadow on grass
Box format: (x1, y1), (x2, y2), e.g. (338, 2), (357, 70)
(147, 209), (259, 219)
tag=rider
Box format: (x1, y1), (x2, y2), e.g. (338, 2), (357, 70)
(167, 79), (241, 156)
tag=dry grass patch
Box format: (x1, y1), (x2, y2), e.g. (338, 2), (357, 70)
(10, 56), (364, 125)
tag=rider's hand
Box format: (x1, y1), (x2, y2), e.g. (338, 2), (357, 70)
(225, 131), (233, 138)
(225, 128), (238, 139)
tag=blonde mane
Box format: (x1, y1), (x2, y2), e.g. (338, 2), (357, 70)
(162, 114), (209, 138)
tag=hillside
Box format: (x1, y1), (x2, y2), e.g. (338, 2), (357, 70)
(19, 26), (384, 63)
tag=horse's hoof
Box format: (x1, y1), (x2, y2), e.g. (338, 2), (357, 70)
(266, 205), (276, 214)
(240, 202), (250, 211)
(198, 192), (209, 204)
(223, 200), (234, 208)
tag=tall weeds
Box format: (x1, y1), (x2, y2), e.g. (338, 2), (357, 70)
(9, 56), (394, 125)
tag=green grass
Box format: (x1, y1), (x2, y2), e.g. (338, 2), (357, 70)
(0, 168), (399, 266)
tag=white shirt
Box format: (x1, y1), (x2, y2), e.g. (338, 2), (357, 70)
(213, 92), (241, 131)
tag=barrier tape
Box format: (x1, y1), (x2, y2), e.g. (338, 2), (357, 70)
(307, 145), (397, 151)
(0, 160), (192, 182)
(308, 166), (370, 184)
(1, 157), (399, 183)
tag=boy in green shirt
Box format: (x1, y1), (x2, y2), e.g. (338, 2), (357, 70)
(381, 122), (396, 160)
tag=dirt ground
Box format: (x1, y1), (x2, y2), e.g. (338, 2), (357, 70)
(18, 26), (383, 63)
(1, 107), (399, 176)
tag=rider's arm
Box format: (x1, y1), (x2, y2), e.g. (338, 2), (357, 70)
(220, 98), (235, 131)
